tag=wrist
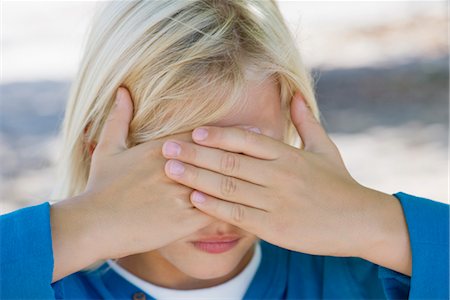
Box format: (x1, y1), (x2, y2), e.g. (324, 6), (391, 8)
(50, 193), (107, 282)
(354, 187), (412, 276)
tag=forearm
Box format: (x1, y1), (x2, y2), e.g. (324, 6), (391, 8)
(50, 193), (105, 283)
(356, 187), (412, 276)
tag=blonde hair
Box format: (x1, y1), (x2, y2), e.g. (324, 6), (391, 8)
(52, 0), (320, 223)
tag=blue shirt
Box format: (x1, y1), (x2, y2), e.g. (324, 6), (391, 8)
(1, 192), (448, 299)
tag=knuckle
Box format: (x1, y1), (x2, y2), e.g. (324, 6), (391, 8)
(172, 195), (187, 208)
(145, 146), (160, 160)
(105, 111), (120, 124)
(187, 165), (199, 183)
(280, 165), (298, 184)
(230, 204), (245, 223)
(220, 152), (239, 175)
(220, 175), (237, 197)
(175, 191), (194, 209)
(280, 151), (302, 176)
(190, 145), (198, 162)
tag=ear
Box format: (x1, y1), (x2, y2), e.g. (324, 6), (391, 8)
(83, 122), (97, 157)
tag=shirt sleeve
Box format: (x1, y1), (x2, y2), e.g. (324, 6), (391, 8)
(0, 202), (58, 299)
(377, 192), (449, 300)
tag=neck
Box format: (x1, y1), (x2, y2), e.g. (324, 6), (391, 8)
(116, 245), (255, 290)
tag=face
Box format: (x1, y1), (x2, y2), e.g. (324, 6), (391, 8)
(148, 77), (286, 281)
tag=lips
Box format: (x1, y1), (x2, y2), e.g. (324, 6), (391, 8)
(190, 235), (242, 254)
(191, 235), (241, 243)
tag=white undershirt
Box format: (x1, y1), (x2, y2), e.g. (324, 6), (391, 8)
(106, 242), (262, 300)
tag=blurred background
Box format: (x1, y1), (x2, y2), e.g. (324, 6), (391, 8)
(1, 1), (448, 214)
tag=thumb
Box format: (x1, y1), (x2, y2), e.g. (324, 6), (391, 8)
(290, 91), (334, 153)
(96, 87), (134, 155)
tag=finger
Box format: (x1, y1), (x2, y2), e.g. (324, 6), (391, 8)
(137, 130), (195, 155)
(162, 139), (268, 185)
(191, 126), (282, 160)
(164, 159), (271, 211)
(190, 190), (266, 233)
(97, 87), (134, 155)
(290, 91), (335, 153)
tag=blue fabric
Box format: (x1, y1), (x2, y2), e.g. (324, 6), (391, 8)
(1, 192), (448, 299)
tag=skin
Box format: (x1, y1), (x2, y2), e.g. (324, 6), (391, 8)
(161, 89), (413, 277)
(112, 79), (285, 289)
(50, 89), (217, 283)
(50, 79), (412, 287)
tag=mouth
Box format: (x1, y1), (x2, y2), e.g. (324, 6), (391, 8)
(190, 235), (242, 254)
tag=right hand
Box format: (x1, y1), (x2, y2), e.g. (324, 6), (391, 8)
(84, 87), (216, 259)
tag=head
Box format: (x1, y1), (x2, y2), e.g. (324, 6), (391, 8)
(52, 0), (320, 281)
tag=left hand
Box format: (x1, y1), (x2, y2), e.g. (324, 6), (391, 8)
(161, 91), (393, 258)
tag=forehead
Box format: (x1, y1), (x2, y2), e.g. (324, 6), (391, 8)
(207, 78), (283, 135)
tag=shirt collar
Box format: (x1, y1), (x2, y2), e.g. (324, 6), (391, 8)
(85, 240), (288, 300)
(105, 242), (262, 299)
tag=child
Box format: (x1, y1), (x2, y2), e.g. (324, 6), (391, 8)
(1, 1), (448, 299)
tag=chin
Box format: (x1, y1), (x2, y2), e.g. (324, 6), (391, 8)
(158, 235), (258, 280)
(175, 257), (243, 280)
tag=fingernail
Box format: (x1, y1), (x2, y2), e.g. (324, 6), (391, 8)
(116, 87), (124, 105)
(162, 141), (181, 157)
(168, 160), (185, 175)
(193, 128), (208, 141)
(295, 92), (306, 110)
(192, 191), (206, 203)
(298, 97), (305, 107)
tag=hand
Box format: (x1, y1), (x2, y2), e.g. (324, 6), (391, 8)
(161, 91), (394, 259)
(53, 87), (215, 267)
